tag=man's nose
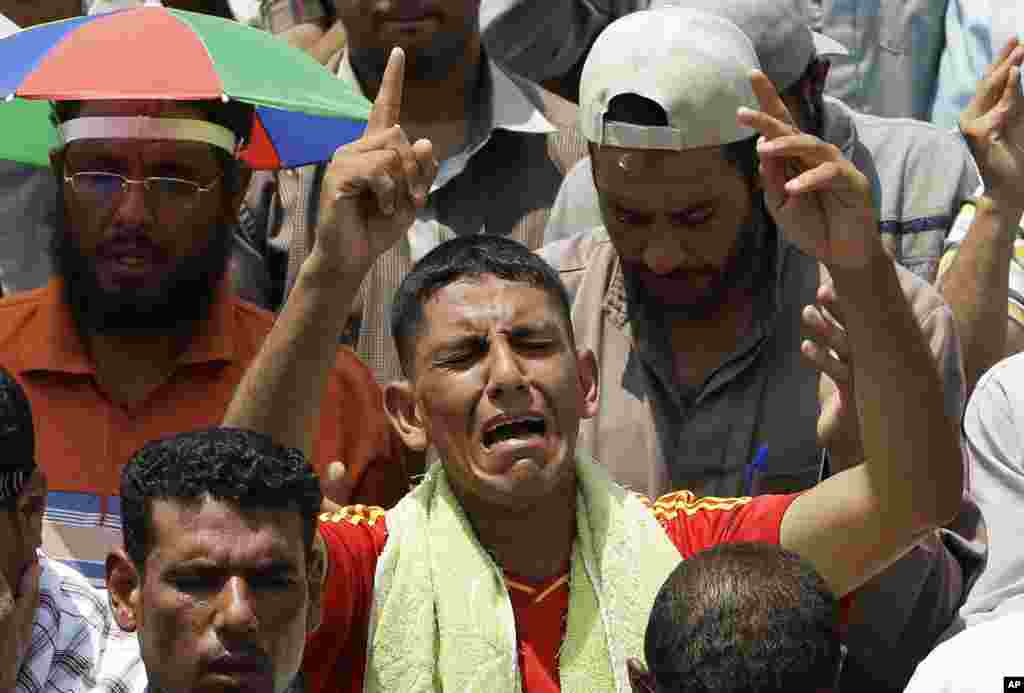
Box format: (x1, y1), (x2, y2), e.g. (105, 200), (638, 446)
(641, 227), (688, 275)
(111, 180), (154, 227)
(485, 341), (529, 403)
(215, 576), (259, 636)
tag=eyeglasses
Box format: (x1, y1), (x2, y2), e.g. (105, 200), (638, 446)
(63, 170), (222, 218)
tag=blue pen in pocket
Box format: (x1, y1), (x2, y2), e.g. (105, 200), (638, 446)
(744, 445), (769, 496)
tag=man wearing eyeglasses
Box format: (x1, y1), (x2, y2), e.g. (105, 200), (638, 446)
(0, 97), (404, 590)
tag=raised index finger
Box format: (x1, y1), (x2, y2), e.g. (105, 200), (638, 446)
(736, 70), (802, 145)
(367, 46), (405, 134)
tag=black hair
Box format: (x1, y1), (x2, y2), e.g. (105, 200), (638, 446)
(390, 234), (574, 377)
(50, 98), (255, 195)
(120, 428), (322, 571)
(178, 0), (236, 20)
(0, 367), (34, 510)
(645, 542), (841, 693)
(781, 57), (828, 137)
(603, 94), (760, 188)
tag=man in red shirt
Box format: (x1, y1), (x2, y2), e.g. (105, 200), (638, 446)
(225, 24), (963, 692)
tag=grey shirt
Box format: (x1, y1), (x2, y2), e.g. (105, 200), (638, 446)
(0, 161), (58, 295)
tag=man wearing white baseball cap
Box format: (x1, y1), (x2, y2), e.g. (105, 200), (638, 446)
(539, 5), (971, 690)
(546, 0), (978, 288)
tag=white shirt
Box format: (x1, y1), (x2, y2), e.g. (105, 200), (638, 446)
(905, 610), (1024, 692)
(17, 557), (144, 693)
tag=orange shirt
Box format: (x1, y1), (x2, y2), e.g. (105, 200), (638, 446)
(0, 280), (405, 584)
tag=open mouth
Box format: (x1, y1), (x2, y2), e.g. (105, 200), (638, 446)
(482, 416), (547, 449)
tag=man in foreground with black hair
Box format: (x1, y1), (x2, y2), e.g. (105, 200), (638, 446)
(106, 427), (325, 693)
(628, 542), (842, 693)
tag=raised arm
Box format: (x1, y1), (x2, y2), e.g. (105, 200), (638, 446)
(939, 38), (1024, 393)
(223, 47), (437, 459)
(736, 72), (964, 598)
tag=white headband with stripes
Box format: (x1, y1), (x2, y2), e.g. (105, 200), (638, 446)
(59, 116), (239, 154)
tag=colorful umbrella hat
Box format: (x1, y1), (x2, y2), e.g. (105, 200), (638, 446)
(0, 3), (371, 169)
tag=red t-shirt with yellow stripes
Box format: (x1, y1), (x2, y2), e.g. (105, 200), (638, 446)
(304, 490), (799, 693)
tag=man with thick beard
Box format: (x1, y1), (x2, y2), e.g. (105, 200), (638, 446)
(0, 97), (403, 588)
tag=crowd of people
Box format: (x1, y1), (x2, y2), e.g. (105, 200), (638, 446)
(0, 0), (1022, 692)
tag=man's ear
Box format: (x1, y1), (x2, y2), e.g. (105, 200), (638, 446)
(106, 549), (141, 632)
(627, 658), (657, 693)
(228, 161), (254, 215)
(384, 380), (428, 451)
(575, 347), (600, 420)
(305, 532), (328, 635)
(49, 149), (65, 181)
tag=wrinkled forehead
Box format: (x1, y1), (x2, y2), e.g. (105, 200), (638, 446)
(63, 138), (222, 171)
(147, 497), (305, 562)
(420, 276), (570, 342)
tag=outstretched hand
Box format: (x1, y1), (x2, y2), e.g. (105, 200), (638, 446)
(737, 71), (877, 269)
(801, 281), (864, 470)
(313, 47), (438, 278)
(960, 38), (1024, 213)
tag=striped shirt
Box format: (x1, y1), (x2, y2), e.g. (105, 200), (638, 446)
(939, 196), (1024, 327)
(16, 556), (143, 693)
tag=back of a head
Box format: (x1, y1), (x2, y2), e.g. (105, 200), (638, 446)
(0, 366), (35, 506)
(656, 0), (847, 92)
(390, 234), (574, 377)
(645, 542), (841, 693)
(121, 427), (322, 569)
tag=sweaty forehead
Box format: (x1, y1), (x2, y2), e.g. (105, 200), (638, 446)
(423, 276), (561, 330)
(593, 144), (738, 199)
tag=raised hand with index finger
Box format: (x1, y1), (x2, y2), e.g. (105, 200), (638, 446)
(311, 47), (438, 280)
(737, 71), (878, 270)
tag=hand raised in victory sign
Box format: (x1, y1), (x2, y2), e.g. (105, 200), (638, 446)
(313, 47), (438, 278)
(960, 37), (1024, 215)
(737, 71), (878, 269)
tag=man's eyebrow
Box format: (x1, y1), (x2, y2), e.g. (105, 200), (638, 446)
(505, 320), (561, 338)
(431, 333), (487, 356)
(166, 556), (300, 573)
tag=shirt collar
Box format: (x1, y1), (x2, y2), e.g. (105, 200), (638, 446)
(18, 279), (238, 376)
(336, 50), (556, 191)
(821, 96), (859, 161)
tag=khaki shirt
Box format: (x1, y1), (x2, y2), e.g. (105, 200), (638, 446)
(543, 225), (965, 499)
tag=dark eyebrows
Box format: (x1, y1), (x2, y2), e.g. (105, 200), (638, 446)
(505, 320), (562, 340)
(430, 334), (488, 363)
